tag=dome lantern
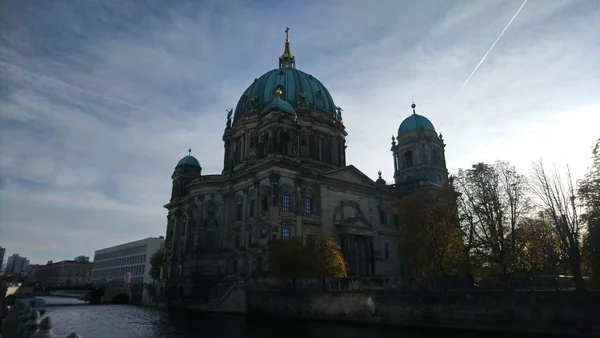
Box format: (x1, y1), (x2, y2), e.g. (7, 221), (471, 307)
(279, 27), (295, 69)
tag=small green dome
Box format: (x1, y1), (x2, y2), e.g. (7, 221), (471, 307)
(176, 155), (201, 168)
(262, 96), (295, 115)
(398, 114), (436, 136)
(234, 67), (336, 119)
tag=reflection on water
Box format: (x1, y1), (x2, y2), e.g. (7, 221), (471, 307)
(41, 296), (87, 305)
(36, 297), (556, 338)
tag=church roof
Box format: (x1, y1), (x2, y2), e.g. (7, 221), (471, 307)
(398, 103), (436, 136)
(176, 155), (201, 169)
(398, 113), (436, 136)
(233, 28), (337, 120)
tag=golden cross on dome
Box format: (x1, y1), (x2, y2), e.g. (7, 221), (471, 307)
(188, 148), (192, 156)
(285, 27), (290, 41)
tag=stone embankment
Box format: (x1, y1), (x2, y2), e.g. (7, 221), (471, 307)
(247, 290), (600, 337)
(1, 300), (80, 338)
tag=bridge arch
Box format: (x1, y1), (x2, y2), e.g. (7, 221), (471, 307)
(111, 293), (130, 304)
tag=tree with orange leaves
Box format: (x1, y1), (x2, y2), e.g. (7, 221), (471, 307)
(307, 236), (348, 278)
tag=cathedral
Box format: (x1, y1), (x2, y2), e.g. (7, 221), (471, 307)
(162, 29), (448, 298)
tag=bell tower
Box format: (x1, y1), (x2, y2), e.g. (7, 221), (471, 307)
(391, 102), (448, 189)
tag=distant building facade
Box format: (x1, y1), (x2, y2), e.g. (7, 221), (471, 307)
(35, 260), (92, 287)
(24, 264), (44, 284)
(5, 254), (29, 275)
(73, 255), (90, 263)
(91, 237), (164, 284)
(0, 246), (5, 272)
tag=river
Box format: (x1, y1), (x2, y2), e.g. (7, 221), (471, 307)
(38, 297), (557, 338)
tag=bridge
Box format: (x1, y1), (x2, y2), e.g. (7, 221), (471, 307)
(31, 283), (137, 304)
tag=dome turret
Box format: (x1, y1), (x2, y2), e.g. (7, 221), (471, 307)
(175, 149), (201, 169)
(397, 103), (436, 136)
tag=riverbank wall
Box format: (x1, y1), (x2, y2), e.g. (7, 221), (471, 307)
(246, 290), (599, 337)
(135, 283), (600, 337)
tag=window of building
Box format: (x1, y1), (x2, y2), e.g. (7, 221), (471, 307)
(318, 137), (324, 161)
(281, 193), (291, 212)
(236, 202), (243, 220)
(271, 234), (277, 242)
(384, 243), (390, 260)
(261, 195), (268, 214)
(432, 149), (440, 166)
(281, 227), (290, 239)
(404, 151), (413, 167)
(304, 197), (312, 215)
(248, 233), (254, 246)
(234, 235), (240, 248)
(249, 199), (255, 217)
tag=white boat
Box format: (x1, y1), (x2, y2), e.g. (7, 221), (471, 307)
(19, 297), (46, 315)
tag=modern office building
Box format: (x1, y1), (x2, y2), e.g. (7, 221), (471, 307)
(91, 237), (164, 284)
(35, 260), (92, 287)
(5, 253), (29, 275)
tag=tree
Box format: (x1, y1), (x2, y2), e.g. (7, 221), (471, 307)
(512, 213), (561, 274)
(578, 138), (600, 288)
(530, 160), (585, 291)
(307, 236), (348, 278)
(454, 162), (530, 278)
(395, 182), (465, 278)
(149, 247), (164, 282)
(268, 238), (311, 280)
(269, 236), (347, 282)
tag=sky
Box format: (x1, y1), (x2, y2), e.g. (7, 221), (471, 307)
(0, 0), (598, 265)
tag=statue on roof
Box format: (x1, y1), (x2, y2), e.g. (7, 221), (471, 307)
(226, 108), (233, 127)
(335, 106), (343, 120)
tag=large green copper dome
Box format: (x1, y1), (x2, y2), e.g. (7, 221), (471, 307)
(398, 113), (436, 136)
(234, 29), (336, 120)
(234, 68), (336, 119)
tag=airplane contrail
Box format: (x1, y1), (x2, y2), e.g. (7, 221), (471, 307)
(450, 0), (528, 103)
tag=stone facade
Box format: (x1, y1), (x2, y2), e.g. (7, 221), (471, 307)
(161, 32), (448, 301)
(34, 260), (91, 287)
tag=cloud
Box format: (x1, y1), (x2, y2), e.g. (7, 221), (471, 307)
(0, 0), (598, 264)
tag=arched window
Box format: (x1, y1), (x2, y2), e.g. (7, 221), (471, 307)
(404, 150), (413, 167)
(235, 195), (243, 220)
(260, 186), (270, 215)
(432, 149), (440, 166)
(248, 198), (256, 217)
(280, 184), (294, 213)
(303, 189), (315, 216)
(384, 243), (390, 260)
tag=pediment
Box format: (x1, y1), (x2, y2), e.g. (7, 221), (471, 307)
(323, 165), (376, 187)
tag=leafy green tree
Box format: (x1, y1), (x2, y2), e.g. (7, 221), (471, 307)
(512, 214), (561, 274)
(395, 182), (465, 278)
(149, 247), (164, 282)
(268, 238), (311, 280)
(578, 139), (600, 288)
(454, 162), (530, 279)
